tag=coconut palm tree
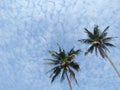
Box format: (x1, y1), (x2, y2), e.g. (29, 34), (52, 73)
(78, 25), (120, 77)
(45, 46), (81, 90)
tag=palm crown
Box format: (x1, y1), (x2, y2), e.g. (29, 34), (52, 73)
(79, 25), (115, 57)
(45, 46), (81, 90)
(79, 25), (120, 77)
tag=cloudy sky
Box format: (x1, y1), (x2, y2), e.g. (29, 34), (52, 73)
(0, 0), (120, 90)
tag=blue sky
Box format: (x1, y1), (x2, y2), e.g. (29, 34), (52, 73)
(0, 0), (120, 90)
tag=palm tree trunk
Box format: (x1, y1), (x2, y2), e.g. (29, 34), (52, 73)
(65, 71), (72, 90)
(101, 50), (120, 77)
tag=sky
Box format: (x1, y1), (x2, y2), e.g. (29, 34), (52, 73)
(0, 0), (120, 90)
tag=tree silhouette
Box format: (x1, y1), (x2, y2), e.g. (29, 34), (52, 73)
(78, 25), (120, 77)
(45, 46), (81, 90)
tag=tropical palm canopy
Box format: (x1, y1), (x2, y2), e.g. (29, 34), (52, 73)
(78, 25), (120, 77)
(45, 46), (81, 90)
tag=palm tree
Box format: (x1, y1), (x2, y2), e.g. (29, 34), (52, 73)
(78, 25), (120, 77)
(45, 46), (81, 90)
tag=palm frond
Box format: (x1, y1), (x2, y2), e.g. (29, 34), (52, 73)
(67, 48), (80, 61)
(51, 67), (61, 83)
(48, 50), (59, 59)
(69, 47), (74, 54)
(95, 46), (98, 56)
(94, 25), (100, 37)
(58, 45), (62, 53)
(67, 55), (75, 61)
(74, 49), (81, 55)
(104, 26), (110, 32)
(78, 39), (93, 44)
(84, 28), (94, 39)
(46, 66), (60, 74)
(104, 43), (115, 47)
(102, 37), (113, 43)
(98, 48), (105, 58)
(68, 47), (75, 58)
(69, 48), (81, 55)
(68, 67), (78, 84)
(59, 50), (66, 60)
(100, 26), (109, 39)
(44, 59), (60, 65)
(85, 45), (94, 55)
(69, 62), (80, 71)
(61, 69), (66, 82)
(101, 45), (110, 52)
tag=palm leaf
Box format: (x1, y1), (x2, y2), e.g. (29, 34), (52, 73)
(98, 48), (105, 58)
(85, 45), (94, 55)
(104, 26), (109, 32)
(78, 39), (93, 44)
(69, 48), (81, 55)
(101, 45), (110, 52)
(100, 26), (109, 39)
(68, 67), (78, 84)
(58, 45), (62, 53)
(44, 59), (60, 65)
(51, 67), (61, 83)
(48, 50), (59, 59)
(70, 62), (80, 71)
(104, 43), (115, 47)
(94, 25), (100, 37)
(103, 37), (113, 43)
(95, 46), (98, 56)
(46, 66), (60, 74)
(68, 47), (74, 55)
(59, 50), (66, 60)
(68, 48), (80, 61)
(74, 49), (81, 55)
(61, 69), (66, 82)
(84, 28), (94, 39)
